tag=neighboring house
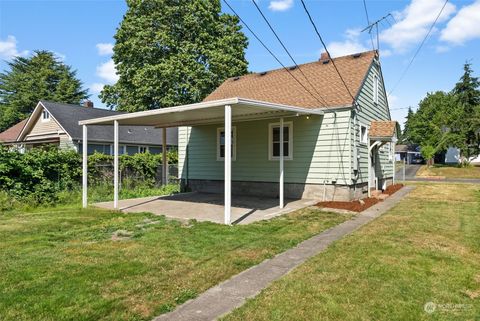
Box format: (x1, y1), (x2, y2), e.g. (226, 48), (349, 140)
(7, 101), (178, 154)
(80, 50), (398, 207)
(0, 119), (28, 147)
(445, 147), (480, 164)
(395, 144), (421, 164)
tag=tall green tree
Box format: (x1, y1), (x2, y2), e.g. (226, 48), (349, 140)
(101, 0), (249, 112)
(444, 62), (480, 164)
(0, 51), (89, 131)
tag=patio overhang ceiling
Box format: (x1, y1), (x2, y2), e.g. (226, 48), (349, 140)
(78, 97), (324, 128)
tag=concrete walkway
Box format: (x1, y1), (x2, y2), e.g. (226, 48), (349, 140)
(153, 186), (415, 321)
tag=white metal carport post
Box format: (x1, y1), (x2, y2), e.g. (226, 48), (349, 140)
(162, 128), (167, 185)
(114, 120), (119, 209)
(279, 117), (284, 208)
(82, 125), (88, 208)
(224, 105), (232, 225)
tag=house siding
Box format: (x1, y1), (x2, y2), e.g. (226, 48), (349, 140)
(354, 59), (394, 185)
(179, 110), (352, 186)
(26, 112), (65, 138)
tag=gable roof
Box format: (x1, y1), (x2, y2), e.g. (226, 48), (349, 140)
(369, 120), (398, 138)
(18, 101), (178, 146)
(0, 119), (28, 143)
(204, 51), (377, 109)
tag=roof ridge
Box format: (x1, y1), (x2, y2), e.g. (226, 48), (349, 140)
(227, 50), (377, 80)
(40, 100), (123, 114)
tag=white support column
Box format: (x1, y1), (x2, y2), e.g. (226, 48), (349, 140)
(114, 120), (119, 209)
(367, 139), (371, 198)
(82, 125), (88, 208)
(392, 141), (396, 185)
(162, 127), (167, 185)
(279, 117), (284, 209)
(224, 105), (232, 225)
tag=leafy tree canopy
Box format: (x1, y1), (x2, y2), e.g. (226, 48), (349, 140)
(403, 62), (480, 165)
(0, 51), (89, 131)
(101, 0), (249, 112)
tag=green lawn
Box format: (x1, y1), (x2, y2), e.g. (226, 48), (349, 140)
(222, 183), (480, 321)
(0, 204), (349, 321)
(416, 164), (480, 179)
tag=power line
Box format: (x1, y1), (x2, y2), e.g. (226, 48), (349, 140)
(388, 0), (450, 96)
(222, 0), (328, 108)
(299, 0), (357, 105)
(251, 0), (328, 107)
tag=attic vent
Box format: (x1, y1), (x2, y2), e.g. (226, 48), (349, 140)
(259, 71), (267, 76)
(233, 76), (240, 81)
(322, 59), (330, 65)
(352, 53), (362, 58)
(289, 66), (297, 71)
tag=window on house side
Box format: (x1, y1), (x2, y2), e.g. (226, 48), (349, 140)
(42, 110), (50, 121)
(373, 75), (379, 104)
(361, 125), (368, 144)
(269, 122), (293, 160)
(217, 127), (236, 161)
(139, 146), (148, 153)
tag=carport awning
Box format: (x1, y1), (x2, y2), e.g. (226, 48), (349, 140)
(78, 97), (324, 127)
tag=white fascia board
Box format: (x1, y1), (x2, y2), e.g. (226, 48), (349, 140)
(78, 97), (325, 126)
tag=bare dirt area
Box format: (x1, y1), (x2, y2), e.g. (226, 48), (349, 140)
(316, 184), (404, 212)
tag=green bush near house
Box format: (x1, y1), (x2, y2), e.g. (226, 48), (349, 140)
(0, 146), (179, 208)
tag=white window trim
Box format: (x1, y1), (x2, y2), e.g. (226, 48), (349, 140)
(217, 126), (237, 161)
(360, 124), (368, 145)
(138, 146), (149, 153)
(269, 121), (293, 161)
(41, 110), (50, 122)
(373, 75), (379, 105)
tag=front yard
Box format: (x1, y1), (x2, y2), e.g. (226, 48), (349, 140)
(0, 204), (348, 321)
(416, 164), (480, 179)
(223, 183), (480, 320)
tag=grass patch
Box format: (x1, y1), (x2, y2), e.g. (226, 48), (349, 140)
(223, 183), (480, 321)
(0, 203), (349, 321)
(416, 164), (480, 179)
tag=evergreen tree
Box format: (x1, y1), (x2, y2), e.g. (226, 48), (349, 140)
(101, 0), (249, 112)
(0, 51), (89, 131)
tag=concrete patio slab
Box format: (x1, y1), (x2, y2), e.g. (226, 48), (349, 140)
(94, 192), (316, 225)
(152, 185), (414, 321)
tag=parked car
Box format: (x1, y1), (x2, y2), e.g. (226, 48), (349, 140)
(411, 155), (424, 164)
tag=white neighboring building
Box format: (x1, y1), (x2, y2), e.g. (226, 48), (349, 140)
(445, 147), (480, 164)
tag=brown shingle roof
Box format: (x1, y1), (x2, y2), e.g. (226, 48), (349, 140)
(369, 120), (397, 138)
(0, 119), (27, 143)
(204, 51), (377, 109)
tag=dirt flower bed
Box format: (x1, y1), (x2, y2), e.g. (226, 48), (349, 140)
(316, 197), (379, 213)
(385, 183), (404, 195)
(317, 184), (404, 212)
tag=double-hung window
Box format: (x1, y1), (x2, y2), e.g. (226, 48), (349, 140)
(269, 122), (293, 160)
(217, 127), (236, 161)
(360, 125), (368, 144)
(373, 75), (379, 104)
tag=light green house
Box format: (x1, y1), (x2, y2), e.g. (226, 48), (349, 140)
(178, 50), (398, 201)
(79, 50), (398, 224)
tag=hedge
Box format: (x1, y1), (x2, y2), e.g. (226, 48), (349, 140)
(0, 146), (178, 205)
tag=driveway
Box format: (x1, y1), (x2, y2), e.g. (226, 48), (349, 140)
(94, 192), (316, 225)
(396, 164), (421, 179)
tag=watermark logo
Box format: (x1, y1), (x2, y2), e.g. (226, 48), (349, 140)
(424, 302), (436, 314)
(424, 301), (471, 314)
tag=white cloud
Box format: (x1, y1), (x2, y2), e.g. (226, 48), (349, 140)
(435, 45), (450, 53)
(380, 0), (456, 53)
(0, 35), (29, 59)
(440, 0), (480, 45)
(327, 29), (369, 57)
(90, 83), (105, 94)
(96, 59), (118, 84)
(54, 52), (66, 61)
(269, 0), (293, 12)
(388, 94), (399, 108)
(96, 43), (114, 56)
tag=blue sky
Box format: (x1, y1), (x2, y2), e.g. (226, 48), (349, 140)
(1, 0), (479, 127)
